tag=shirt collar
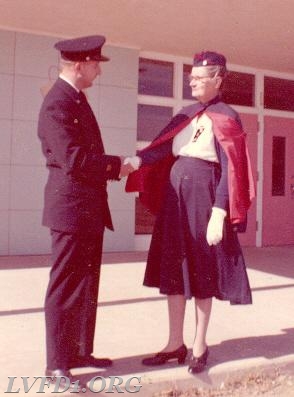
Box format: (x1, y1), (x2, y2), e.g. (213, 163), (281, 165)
(59, 74), (79, 92)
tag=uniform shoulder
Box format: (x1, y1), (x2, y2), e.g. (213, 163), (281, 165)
(40, 82), (60, 104)
(209, 101), (239, 120)
(46, 80), (66, 97)
(178, 102), (202, 117)
(40, 81), (73, 111)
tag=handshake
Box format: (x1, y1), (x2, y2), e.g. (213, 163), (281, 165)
(119, 156), (141, 178)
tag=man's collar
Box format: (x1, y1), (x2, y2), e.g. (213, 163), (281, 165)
(59, 74), (79, 92)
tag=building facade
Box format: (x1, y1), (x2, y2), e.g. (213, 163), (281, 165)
(0, 29), (294, 255)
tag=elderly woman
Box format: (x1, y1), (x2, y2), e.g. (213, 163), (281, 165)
(126, 51), (255, 374)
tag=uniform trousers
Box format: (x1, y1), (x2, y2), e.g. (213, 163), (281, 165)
(45, 228), (104, 370)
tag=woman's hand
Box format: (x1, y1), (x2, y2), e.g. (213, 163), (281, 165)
(123, 156), (141, 170)
(206, 207), (227, 246)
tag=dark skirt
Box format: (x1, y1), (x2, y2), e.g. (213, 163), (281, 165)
(143, 156), (252, 305)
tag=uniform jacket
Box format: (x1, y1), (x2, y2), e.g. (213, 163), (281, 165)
(126, 98), (255, 230)
(38, 78), (121, 233)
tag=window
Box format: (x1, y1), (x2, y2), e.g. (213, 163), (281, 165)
(264, 76), (294, 111)
(137, 104), (173, 142)
(272, 136), (285, 196)
(138, 58), (174, 97)
(137, 57), (175, 234)
(222, 71), (255, 106)
(182, 64), (193, 100)
(183, 66), (255, 106)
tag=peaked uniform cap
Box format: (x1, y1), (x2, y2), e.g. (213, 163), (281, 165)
(193, 51), (226, 67)
(54, 35), (109, 62)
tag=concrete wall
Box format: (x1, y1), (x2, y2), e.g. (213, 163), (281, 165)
(0, 30), (138, 255)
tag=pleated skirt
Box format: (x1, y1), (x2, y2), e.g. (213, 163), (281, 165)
(143, 156), (252, 305)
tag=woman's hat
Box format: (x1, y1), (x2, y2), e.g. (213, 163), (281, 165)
(193, 51), (226, 67)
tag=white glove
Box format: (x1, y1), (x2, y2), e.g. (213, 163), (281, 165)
(123, 156), (141, 170)
(206, 207), (227, 246)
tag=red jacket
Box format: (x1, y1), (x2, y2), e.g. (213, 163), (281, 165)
(126, 105), (255, 226)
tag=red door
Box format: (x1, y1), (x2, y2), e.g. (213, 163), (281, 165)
(238, 113), (258, 246)
(263, 116), (294, 245)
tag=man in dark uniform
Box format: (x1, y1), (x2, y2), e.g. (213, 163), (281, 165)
(38, 35), (132, 386)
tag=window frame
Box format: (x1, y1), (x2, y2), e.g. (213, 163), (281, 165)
(264, 75), (294, 112)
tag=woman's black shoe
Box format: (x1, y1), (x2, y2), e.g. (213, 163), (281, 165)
(188, 347), (209, 374)
(142, 344), (188, 366)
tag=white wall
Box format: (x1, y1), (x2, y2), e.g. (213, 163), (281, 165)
(0, 30), (138, 255)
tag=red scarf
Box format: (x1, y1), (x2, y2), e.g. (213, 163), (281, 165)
(126, 110), (255, 225)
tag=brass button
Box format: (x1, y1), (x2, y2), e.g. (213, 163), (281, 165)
(106, 164), (112, 172)
(74, 119), (79, 124)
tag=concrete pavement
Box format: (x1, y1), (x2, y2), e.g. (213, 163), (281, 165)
(0, 246), (294, 396)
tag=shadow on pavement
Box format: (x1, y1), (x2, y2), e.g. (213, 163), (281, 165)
(74, 327), (294, 383)
(244, 246), (294, 279)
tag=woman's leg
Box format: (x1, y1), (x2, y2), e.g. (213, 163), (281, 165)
(192, 297), (212, 357)
(163, 294), (186, 352)
(142, 294), (187, 365)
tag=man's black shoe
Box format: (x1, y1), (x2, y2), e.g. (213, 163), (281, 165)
(45, 368), (86, 392)
(69, 355), (113, 369)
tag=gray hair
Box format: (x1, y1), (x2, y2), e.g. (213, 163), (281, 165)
(59, 58), (77, 69)
(206, 65), (227, 79)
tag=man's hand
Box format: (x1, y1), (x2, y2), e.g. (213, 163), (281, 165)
(119, 161), (135, 177)
(119, 156), (141, 178)
(206, 207), (227, 246)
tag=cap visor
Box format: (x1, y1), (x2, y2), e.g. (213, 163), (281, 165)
(99, 55), (110, 62)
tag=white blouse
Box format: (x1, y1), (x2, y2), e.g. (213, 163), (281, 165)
(172, 113), (218, 163)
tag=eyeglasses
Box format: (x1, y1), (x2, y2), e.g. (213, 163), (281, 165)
(188, 72), (217, 83)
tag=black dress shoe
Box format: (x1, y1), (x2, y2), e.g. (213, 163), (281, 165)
(142, 344), (188, 366)
(45, 368), (85, 392)
(188, 347), (209, 374)
(69, 355), (113, 369)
